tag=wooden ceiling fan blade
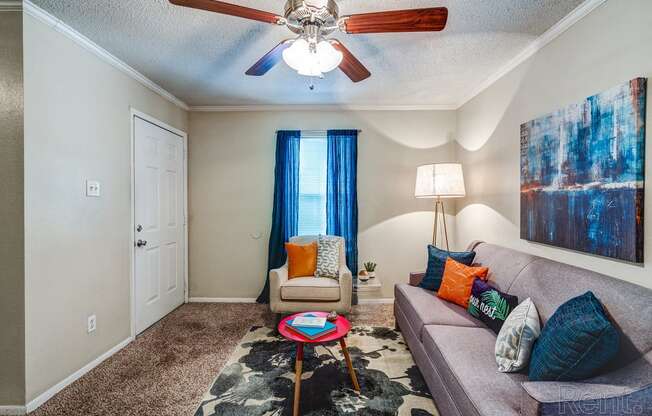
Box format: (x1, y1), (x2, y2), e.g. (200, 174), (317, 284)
(342, 7), (448, 34)
(169, 0), (282, 25)
(331, 40), (371, 83)
(245, 40), (293, 76)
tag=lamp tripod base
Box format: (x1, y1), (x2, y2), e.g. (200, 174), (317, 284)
(432, 199), (450, 251)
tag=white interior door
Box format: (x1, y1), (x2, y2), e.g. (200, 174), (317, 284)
(134, 116), (185, 334)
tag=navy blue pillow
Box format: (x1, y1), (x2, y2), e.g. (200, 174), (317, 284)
(529, 291), (620, 381)
(420, 245), (476, 291)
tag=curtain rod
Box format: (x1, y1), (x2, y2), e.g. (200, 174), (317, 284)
(275, 129), (362, 134)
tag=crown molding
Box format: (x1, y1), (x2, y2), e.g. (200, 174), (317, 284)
(456, 0), (607, 108)
(189, 104), (458, 112)
(0, 1), (22, 11)
(22, 0), (189, 111)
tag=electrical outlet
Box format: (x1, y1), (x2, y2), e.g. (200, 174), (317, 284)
(86, 180), (101, 197)
(87, 315), (97, 333)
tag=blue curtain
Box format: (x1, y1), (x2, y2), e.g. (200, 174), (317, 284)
(256, 131), (301, 304)
(326, 130), (359, 304)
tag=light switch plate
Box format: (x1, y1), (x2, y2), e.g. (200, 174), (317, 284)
(87, 315), (97, 333)
(86, 180), (101, 197)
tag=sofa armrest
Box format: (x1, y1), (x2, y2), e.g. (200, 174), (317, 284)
(522, 381), (652, 416)
(339, 265), (353, 312)
(269, 265), (289, 313)
(522, 380), (644, 403)
(409, 272), (425, 287)
(523, 349), (652, 406)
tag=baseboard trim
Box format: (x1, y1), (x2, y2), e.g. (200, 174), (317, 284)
(0, 406), (26, 415)
(188, 297), (258, 303)
(24, 336), (133, 413)
(358, 298), (395, 305)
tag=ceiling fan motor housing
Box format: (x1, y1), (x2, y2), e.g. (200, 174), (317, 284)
(284, 0), (339, 35)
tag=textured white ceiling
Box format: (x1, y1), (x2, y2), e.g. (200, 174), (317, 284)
(30, 0), (584, 106)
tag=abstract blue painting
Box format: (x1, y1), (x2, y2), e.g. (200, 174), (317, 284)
(521, 78), (646, 263)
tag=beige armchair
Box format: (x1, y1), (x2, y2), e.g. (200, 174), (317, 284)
(270, 235), (353, 316)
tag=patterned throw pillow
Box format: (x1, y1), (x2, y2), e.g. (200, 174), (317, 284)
(495, 298), (541, 373)
(528, 291), (620, 381)
(420, 245), (476, 291)
(437, 258), (489, 308)
(316, 235), (340, 279)
(467, 279), (519, 334)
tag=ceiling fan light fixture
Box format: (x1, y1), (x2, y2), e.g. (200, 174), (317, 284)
(316, 40), (343, 73)
(172, 0), (449, 83)
(282, 38), (343, 77)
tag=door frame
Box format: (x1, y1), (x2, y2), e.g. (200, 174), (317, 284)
(129, 108), (188, 339)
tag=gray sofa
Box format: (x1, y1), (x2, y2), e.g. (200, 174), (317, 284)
(394, 241), (652, 416)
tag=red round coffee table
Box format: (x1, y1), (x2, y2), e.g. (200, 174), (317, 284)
(279, 312), (360, 416)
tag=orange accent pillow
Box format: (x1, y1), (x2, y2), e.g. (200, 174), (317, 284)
(286, 242), (318, 279)
(437, 258), (489, 308)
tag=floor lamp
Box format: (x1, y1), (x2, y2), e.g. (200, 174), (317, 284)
(415, 163), (466, 251)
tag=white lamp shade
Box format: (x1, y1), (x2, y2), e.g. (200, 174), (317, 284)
(415, 163), (466, 198)
(282, 39), (343, 77)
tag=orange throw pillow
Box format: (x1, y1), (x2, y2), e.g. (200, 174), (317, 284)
(437, 258), (489, 308)
(286, 242), (318, 279)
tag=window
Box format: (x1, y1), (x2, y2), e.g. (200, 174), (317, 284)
(298, 132), (327, 236)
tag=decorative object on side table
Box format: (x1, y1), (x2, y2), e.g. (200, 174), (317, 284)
(363, 262), (377, 278)
(415, 163), (466, 250)
(327, 311), (338, 322)
(358, 270), (370, 282)
(520, 78), (646, 263)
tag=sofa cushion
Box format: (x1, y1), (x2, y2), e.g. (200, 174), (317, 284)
(496, 298), (541, 373)
(421, 245), (476, 291)
(507, 258), (652, 369)
(470, 242), (537, 292)
(529, 291), (620, 381)
(467, 279), (519, 334)
(423, 325), (533, 416)
(437, 258), (488, 308)
(395, 284), (484, 341)
(281, 277), (340, 301)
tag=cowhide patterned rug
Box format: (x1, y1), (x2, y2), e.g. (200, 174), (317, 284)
(194, 326), (439, 416)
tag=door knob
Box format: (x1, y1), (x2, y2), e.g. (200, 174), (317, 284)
(136, 239), (148, 248)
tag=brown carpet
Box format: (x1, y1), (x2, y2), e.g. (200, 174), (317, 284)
(32, 303), (395, 416)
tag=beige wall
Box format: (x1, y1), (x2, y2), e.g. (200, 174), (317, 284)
(0, 9), (25, 406)
(188, 110), (456, 300)
(13, 0), (652, 407)
(455, 0), (652, 289)
(23, 13), (188, 402)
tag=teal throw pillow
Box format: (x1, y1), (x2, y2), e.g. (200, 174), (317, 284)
(420, 245), (475, 291)
(529, 291), (620, 381)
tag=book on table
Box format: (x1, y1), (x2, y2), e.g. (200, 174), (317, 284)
(287, 314), (336, 340)
(292, 315), (327, 328)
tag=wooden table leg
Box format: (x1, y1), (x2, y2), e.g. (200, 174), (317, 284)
(339, 338), (360, 392)
(293, 342), (304, 416)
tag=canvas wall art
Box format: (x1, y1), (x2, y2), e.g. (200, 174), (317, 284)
(520, 78), (647, 263)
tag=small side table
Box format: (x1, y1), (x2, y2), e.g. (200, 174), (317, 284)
(354, 275), (382, 293)
(278, 312), (360, 416)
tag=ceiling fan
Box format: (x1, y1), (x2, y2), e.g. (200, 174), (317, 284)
(169, 0), (448, 82)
